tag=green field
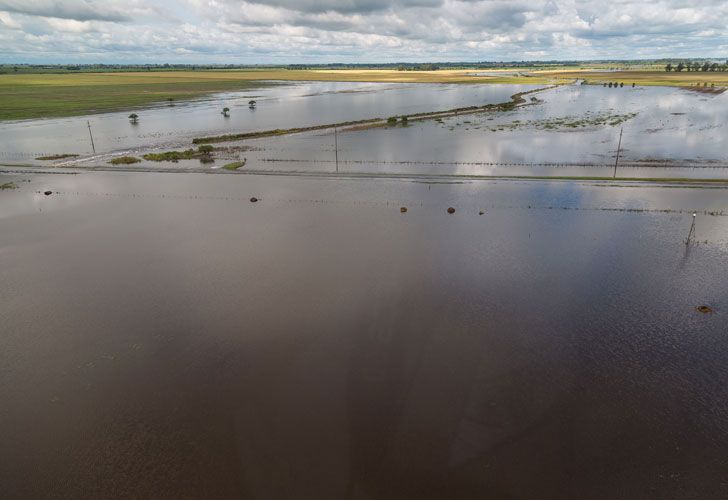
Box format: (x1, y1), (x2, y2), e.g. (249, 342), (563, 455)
(0, 72), (270, 120)
(4, 67), (723, 121)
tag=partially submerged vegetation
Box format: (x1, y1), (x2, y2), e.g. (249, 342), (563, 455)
(1, 182), (18, 190)
(108, 156), (142, 165)
(36, 154), (79, 161)
(477, 111), (639, 132)
(143, 146), (215, 163)
(223, 160), (247, 170)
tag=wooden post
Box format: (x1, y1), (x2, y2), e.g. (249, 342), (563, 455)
(87, 121), (96, 154)
(613, 127), (623, 178)
(334, 125), (339, 173)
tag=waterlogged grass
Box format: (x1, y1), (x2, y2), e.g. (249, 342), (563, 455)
(0, 72), (268, 120)
(539, 69), (728, 88)
(1, 182), (17, 190)
(36, 154), (79, 161)
(460, 110), (639, 133)
(108, 156), (142, 165)
(223, 160), (247, 171)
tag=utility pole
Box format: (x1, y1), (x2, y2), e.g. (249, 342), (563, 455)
(334, 125), (339, 173)
(686, 213), (697, 245)
(87, 121), (96, 154)
(613, 127), (623, 179)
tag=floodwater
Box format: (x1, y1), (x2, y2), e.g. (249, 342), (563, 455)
(16, 82), (724, 181)
(2, 169), (728, 498)
(0, 81), (534, 160)
(233, 84), (728, 179)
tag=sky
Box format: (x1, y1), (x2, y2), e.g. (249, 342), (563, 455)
(1, 0), (728, 64)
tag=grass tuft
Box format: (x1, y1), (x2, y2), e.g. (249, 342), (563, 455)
(223, 160), (247, 171)
(108, 156), (141, 165)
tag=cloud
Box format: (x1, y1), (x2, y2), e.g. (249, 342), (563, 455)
(0, 0), (131, 22)
(3, 1), (728, 63)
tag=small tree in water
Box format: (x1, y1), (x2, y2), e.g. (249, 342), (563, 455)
(222, 107), (230, 117)
(249, 100), (256, 109)
(129, 113), (139, 124)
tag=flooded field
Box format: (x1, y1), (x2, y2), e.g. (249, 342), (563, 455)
(5, 82), (727, 181)
(0, 81), (534, 161)
(1, 170), (728, 498)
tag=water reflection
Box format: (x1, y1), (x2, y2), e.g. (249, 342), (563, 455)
(1, 171), (727, 498)
(238, 85), (728, 179)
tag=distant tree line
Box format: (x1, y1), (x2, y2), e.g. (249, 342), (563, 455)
(665, 61), (728, 72)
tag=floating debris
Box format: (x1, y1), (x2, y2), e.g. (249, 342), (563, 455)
(447, 207), (456, 214)
(696, 305), (714, 314)
(479, 210), (485, 215)
(44, 190), (53, 196)
(400, 207), (408, 213)
(250, 197), (258, 203)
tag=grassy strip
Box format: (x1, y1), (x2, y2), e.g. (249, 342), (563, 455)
(223, 161), (247, 171)
(108, 156), (141, 165)
(36, 154), (79, 161)
(1, 182), (18, 189)
(193, 89), (548, 144)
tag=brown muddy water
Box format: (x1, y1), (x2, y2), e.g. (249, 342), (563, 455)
(1, 170), (728, 499)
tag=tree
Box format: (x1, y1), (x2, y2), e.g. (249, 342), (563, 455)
(248, 100), (256, 109)
(685, 62), (692, 72)
(676, 62), (685, 72)
(222, 107), (230, 117)
(665, 63), (673, 72)
(128, 113), (139, 124)
(692, 62), (701, 72)
(711, 63), (718, 72)
(702, 62), (710, 72)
